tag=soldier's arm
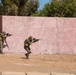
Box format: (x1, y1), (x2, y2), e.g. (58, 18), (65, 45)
(6, 33), (12, 37)
(33, 38), (40, 43)
(5, 39), (10, 50)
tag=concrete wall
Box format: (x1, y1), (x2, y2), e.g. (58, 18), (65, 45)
(2, 16), (76, 54)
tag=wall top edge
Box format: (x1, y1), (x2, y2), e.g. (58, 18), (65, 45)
(0, 16), (76, 19)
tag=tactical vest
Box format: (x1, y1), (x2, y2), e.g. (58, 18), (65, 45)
(24, 38), (32, 46)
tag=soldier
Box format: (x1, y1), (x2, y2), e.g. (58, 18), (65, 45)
(0, 31), (12, 54)
(24, 36), (40, 59)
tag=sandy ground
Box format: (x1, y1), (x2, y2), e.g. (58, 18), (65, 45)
(0, 53), (76, 74)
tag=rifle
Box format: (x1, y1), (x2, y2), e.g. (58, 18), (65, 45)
(4, 33), (12, 50)
(33, 38), (42, 43)
(5, 40), (10, 50)
(6, 33), (12, 37)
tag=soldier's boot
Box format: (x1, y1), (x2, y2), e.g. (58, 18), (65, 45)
(25, 50), (31, 59)
(25, 53), (29, 59)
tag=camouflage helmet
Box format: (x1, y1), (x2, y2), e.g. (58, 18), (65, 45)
(28, 36), (33, 42)
(2, 31), (7, 35)
(28, 36), (33, 39)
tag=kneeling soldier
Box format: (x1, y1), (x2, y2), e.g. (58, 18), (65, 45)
(24, 36), (40, 59)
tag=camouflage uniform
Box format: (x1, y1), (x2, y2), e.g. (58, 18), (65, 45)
(0, 31), (11, 54)
(24, 36), (40, 59)
(0, 35), (3, 53)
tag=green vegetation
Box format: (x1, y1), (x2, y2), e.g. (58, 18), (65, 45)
(0, 0), (76, 17)
(36, 0), (76, 17)
(0, 0), (39, 16)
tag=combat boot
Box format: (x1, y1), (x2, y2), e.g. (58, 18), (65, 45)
(25, 54), (28, 59)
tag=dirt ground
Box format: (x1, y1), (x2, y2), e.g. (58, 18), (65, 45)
(0, 53), (76, 74)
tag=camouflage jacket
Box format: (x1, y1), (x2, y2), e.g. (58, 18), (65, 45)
(24, 37), (39, 47)
(0, 32), (7, 43)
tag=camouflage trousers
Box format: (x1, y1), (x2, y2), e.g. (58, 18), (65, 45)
(24, 46), (31, 59)
(0, 41), (3, 54)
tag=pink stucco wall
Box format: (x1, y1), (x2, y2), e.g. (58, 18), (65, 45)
(2, 16), (76, 54)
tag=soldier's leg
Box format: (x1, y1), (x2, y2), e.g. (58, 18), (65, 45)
(0, 44), (2, 53)
(25, 46), (31, 59)
(0, 42), (3, 54)
(24, 46), (28, 58)
(25, 47), (29, 58)
(27, 46), (31, 58)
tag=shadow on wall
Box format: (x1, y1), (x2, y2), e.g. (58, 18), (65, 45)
(0, 16), (2, 33)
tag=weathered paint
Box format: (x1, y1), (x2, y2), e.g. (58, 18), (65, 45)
(1, 16), (76, 54)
